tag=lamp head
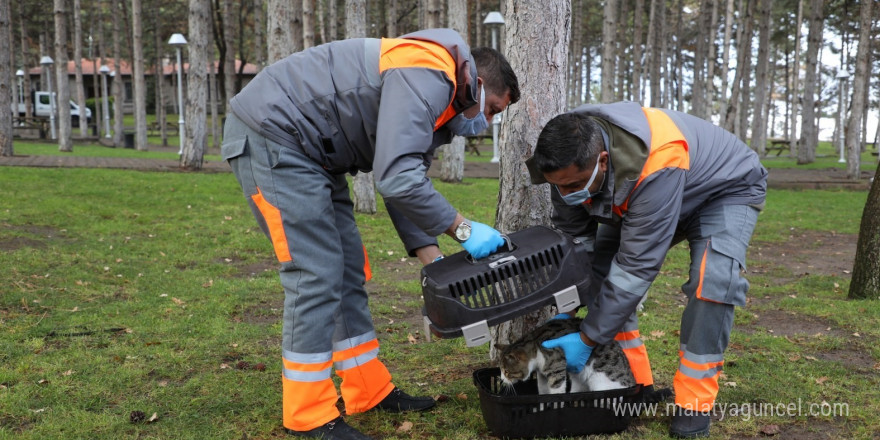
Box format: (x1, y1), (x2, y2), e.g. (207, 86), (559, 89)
(483, 11), (504, 26)
(168, 33), (188, 46)
(40, 56), (54, 66)
(99, 65), (110, 74)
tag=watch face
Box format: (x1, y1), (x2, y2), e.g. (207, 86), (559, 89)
(456, 222), (471, 241)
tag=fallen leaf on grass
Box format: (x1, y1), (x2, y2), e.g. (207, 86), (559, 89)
(147, 412), (159, 423)
(171, 297), (185, 306)
(650, 330), (665, 338)
(407, 333), (418, 344)
(396, 421), (413, 433)
(804, 355), (817, 361)
(456, 393), (468, 400)
(760, 424), (780, 435)
(434, 394), (449, 403)
(815, 376), (828, 385)
(723, 382), (737, 388)
(62, 370), (74, 376)
(788, 354), (801, 362)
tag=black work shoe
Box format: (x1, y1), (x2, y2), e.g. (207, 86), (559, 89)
(285, 417), (373, 440)
(373, 387), (436, 412)
(638, 385), (674, 404)
(670, 405), (711, 438)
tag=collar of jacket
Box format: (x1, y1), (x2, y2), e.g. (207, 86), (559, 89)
(399, 29), (479, 113)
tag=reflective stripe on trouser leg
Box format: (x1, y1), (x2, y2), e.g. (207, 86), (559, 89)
(282, 350), (339, 431)
(224, 117), (381, 431)
(614, 313), (654, 386)
(675, 204), (755, 411)
(333, 332), (394, 414)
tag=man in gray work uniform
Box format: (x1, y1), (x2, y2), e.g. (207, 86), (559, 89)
(531, 101), (766, 438)
(222, 28), (519, 439)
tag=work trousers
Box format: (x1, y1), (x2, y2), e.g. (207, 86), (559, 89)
(591, 204), (759, 411)
(222, 114), (395, 431)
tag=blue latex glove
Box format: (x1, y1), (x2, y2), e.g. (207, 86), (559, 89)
(461, 221), (505, 259)
(550, 313), (571, 320)
(541, 332), (594, 373)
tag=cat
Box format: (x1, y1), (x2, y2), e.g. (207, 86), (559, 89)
(494, 317), (636, 395)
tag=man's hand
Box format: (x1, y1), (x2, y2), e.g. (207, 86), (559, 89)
(541, 332), (594, 373)
(461, 221), (505, 259)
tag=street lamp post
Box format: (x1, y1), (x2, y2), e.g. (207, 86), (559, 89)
(836, 69), (850, 164)
(483, 11), (504, 164)
(15, 69), (24, 125)
(40, 56), (56, 140)
(168, 33), (188, 155)
(99, 65), (112, 139)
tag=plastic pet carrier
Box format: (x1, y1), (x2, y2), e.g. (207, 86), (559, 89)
(472, 367), (642, 438)
(420, 225), (592, 347)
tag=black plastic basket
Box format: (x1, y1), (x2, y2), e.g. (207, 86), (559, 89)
(473, 367), (642, 439)
(421, 226), (592, 346)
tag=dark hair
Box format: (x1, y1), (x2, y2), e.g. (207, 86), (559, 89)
(532, 113), (603, 173)
(472, 47), (520, 104)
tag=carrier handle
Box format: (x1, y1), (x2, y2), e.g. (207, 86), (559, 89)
(465, 235), (517, 264)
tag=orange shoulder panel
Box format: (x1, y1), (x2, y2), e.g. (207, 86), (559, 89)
(379, 38), (458, 131)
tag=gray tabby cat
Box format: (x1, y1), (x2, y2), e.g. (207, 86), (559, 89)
(495, 317), (636, 394)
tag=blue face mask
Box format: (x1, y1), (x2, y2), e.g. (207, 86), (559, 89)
(557, 159), (602, 205)
(446, 85), (487, 136)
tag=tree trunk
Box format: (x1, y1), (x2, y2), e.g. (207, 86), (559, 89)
(425, 0), (441, 28)
(690, 0), (711, 118)
(291, 1), (303, 51)
(600, 0), (616, 103)
(386, 0), (397, 37)
(346, 0), (376, 213)
(111, 0), (124, 147)
(73, 0), (88, 137)
(749, 0), (771, 156)
(316, 0), (326, 44)
(718, 0), (734, 127)
(849, 161), (880, 299)
(266, 0), (293, 64)
(798, 0), (823, 164)
(844, 0), (871, 181)
(54, 0), (73, 152)
(224, 0), (237, 110)
(439, 0), (467, 183)
(209, 47), (221, 149)
(615, 0), (629, 101)
(254, 0), (264, 69)
(647, 0), (664, 107)
(788, 0), (803, 155)
(181, 0), (210, 170)
(631, 0), (644, 104)
(131, 0), (148, 151)
(724, 0), (754, 137)
(152, 12), (168, 146)
(303, 0), (315, 49)
(0, 0), (12, 157)
(491, 0), (569, 362)
(329, 0), (338, 40)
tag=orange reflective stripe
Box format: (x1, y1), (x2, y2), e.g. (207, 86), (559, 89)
(694, 240), (721, 303)
(674, 371), (720, 412)
(614, 330), (640, 341)
(615, 330), (654, 386)
(379, 38), (458, 131)
(282, 373), (340, 431)
(251, 187), (292, 263)
(332, 338), (380, 363)
(362, 245), (372, 282)
(336, 359), (394, 414)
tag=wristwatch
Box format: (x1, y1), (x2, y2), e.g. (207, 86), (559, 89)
(454, 220), (472, 243)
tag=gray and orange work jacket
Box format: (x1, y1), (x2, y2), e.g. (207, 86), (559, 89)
(229, 29), (480, 253)
(528, 101), (767, 344)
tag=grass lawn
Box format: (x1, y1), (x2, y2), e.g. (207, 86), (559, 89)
(1, 138), (878, 439)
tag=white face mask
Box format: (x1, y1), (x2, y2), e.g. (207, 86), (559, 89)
(446, 85), (488, 136)
(556, 159), (602, 205)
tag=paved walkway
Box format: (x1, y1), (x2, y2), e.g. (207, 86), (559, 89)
(0, 145), (874, 190)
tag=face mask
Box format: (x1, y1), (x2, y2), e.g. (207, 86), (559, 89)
(446, 85), (488, 136)
(557, 158), (602, 205)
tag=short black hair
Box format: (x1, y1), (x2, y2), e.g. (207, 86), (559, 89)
(472, 47), (520, 104)
(532, 112), (604, 173)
